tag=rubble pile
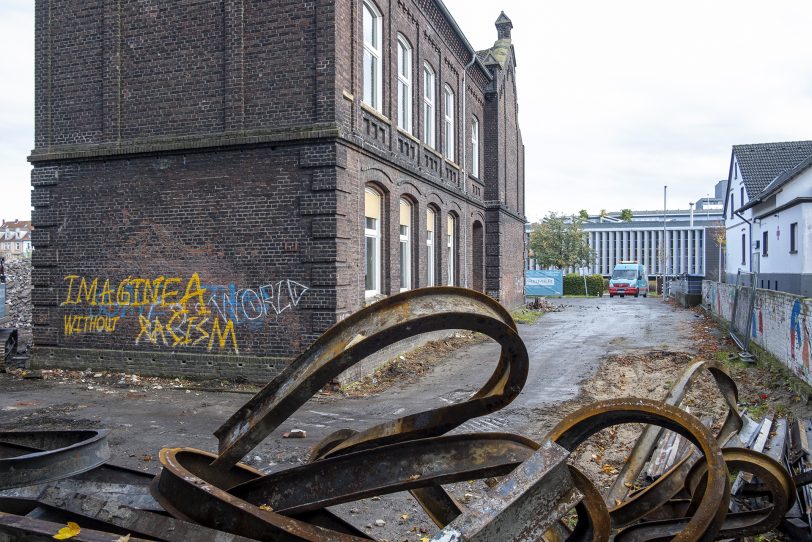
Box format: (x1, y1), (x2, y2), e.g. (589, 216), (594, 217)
(526, 297), (565, 313)
(2, 256), (31, 346)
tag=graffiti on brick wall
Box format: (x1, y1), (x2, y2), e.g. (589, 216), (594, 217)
(59, 273), (309, 354)
(790, 299), (811, 370)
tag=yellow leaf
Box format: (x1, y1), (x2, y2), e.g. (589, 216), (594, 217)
(259, 504), (274, 511)
(421, 538), (430, 542)
(53, 521), (81, 539)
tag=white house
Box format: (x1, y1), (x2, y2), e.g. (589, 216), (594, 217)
(723, 140), (812, 296)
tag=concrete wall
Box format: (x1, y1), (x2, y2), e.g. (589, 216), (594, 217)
(703, 280), (812, 385)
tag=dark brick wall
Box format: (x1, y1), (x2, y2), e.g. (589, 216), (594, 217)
(34, 0), (336, 149)
(31, 0), (526, 380)
(31, 144), (339, 369)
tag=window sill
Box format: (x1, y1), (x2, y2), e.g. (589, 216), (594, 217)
(397, 127), (420, 144)
(361, 102), (390, 123)
(444, 159), (461, 170)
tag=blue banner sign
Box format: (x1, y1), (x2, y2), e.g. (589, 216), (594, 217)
(0, 284), (5, 318)
(525, 270), (563, 297)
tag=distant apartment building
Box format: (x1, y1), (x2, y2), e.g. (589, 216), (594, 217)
(723, 140), (812, 296)
(0, 220), (32, 259)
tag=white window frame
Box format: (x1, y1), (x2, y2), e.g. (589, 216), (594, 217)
(426, 208), (436, 286)
(447, 214), (456, 286)
(362, 1), (382, 112)
(471, 117), (480, 177)
(397, 36), (412, 133)
(399, 199), (412, 291)
(423, 64), (436, 148)
(443, 85), (455, 161)
(365, 188), (382, 297)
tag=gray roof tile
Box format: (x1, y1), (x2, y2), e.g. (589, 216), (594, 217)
(733, 140), (812, 197)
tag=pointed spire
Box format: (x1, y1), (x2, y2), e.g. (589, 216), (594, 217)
(495, 11), (513, 40)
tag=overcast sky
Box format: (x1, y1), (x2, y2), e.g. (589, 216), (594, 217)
(1, 1), (811, 223)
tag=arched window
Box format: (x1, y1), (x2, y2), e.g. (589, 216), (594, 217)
(426, 207), (436, 286)
(399, 198), (412, 291)
(362, 1), (382, 111)
(471, 116), (480, 177)
(396, 36), (412, 133)
(365, 188), (382, 296)
(423, 64), (436, 148)
(443, 85), (455, 161)
(447, 213), (456, 286)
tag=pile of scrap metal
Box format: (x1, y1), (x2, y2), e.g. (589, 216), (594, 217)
(0, 288), (808, 541)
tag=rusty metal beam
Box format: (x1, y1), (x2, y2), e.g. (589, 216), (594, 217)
(230, 433), (536, 514)
(0, 430), (110, 490)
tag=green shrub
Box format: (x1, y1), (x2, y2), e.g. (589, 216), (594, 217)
(564, 274), (604, 296)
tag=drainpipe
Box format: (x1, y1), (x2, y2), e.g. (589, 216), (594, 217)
(461, 53), (476, 288)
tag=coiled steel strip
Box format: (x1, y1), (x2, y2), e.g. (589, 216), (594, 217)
(212, 287), (528, 469)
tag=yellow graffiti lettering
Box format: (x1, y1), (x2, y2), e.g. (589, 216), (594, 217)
(167, 309), (187, 347)
(136, 315), (168, 346)
(162, 278), (181, 306)
(178, 273), (209, 315)
(144, 276), (165, 306)
(77, 278), (98, 306)
(99, 279), (115, 306)
(61, 275), (80, 305)
(116, 277), (132, 306)
(129, 278), (146, 306)
(62, 315), (120, 336)
(192, 317), (210, 347)
(209, 318), (238, 353)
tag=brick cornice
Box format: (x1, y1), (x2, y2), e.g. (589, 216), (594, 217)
(28, 124), (340, 163)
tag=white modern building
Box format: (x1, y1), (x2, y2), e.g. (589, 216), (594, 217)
(526, 185), (726, 278)
(584, 222), (716, 277)
(723, 140), (812, 296)
(581, 185), (726, 278)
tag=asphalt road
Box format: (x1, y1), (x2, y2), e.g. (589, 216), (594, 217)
(0, 295), (698, 470)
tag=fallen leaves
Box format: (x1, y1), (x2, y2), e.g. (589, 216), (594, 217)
(601, 464), (619, 475)
(52, 521), (81, 539)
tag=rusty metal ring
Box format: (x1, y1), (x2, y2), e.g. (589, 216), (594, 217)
(608, 360), (740, 507)
(613, 448), (793, 541)
(683, 447), (794, 539)
(548, 398), (729, 542)
(564, 466), (611, 542)
(213, 287), (527, 469)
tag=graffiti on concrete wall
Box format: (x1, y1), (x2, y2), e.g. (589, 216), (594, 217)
(60, 273), (309, 354)
(703, 280), (812, 385)
(790, 299), (811, 370)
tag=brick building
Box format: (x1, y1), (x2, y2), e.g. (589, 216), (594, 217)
(30, 0), (526, 380)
